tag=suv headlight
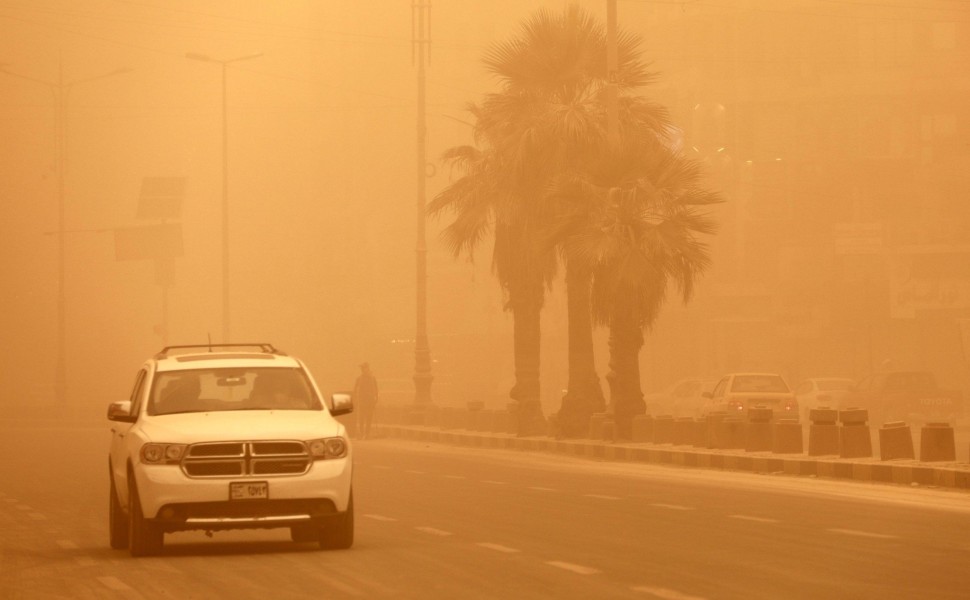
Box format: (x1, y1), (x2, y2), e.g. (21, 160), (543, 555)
(140, 443), (187, 464)
(306, 437), (348, 460)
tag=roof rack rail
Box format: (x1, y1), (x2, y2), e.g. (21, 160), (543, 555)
(154, 343), (284, 359)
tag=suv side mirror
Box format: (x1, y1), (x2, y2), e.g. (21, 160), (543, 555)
(330, 392), (354, 417)
(107, 400), (136, 423)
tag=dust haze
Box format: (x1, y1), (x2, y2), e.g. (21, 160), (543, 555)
(2, 0), (968, 417)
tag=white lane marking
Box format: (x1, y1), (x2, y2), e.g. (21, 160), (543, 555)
(57, 540), (78, 549)
(827, 528), (897, 540)
(372, 465), (391, 470)
(98, 576), (133, 591)
(28, 512), (46, 520)
(15, 504), (31, 511)
(415, 526), (453, 536)
(584, 494), (621, 500)
(482, 480), (508, 485)
(477, 543), (520, 553)
(3, 498), (16, 503)
(650, 503), (693, 511)
(405, 470), (425, 475)
(528, 486), (558, 492)
(631, 585), (707, 599)
(729, 514), (779, 524)
(364, 514), (398, 522)
(444, 475), (467, 480)
(545, 561), (601, 575)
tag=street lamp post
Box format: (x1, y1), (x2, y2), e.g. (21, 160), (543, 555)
(185, 52), (262, 344)
(0, 60), (130, 404)
(412, 1), (433, 406)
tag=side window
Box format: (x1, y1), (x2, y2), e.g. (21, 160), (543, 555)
(129, 370), (148, 416)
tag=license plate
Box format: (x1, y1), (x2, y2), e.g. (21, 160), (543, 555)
(230, 481), (268, 500)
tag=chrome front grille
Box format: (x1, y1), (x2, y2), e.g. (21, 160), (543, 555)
(182, 441), (311, 478)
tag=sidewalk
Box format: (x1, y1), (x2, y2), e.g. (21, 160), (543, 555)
(373, 423), (970, 491)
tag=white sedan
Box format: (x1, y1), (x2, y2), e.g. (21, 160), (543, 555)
(700, 372), (798, 419)
(793, 377), (855, 422)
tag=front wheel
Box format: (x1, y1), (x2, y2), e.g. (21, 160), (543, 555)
(319, 491), (354, 550)
(108, 470), (129, 550)
(128, 479), (163, 557)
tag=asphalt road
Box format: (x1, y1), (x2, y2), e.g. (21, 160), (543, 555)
(1, 421), (969, 599)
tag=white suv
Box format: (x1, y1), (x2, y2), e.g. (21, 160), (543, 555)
(107, 344), (354, 556)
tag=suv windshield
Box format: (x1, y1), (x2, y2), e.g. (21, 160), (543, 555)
(148, 367), (321, 415)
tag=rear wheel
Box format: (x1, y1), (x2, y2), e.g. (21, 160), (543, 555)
(108, 470), (129, 550)
(128, 479), (163, 557)
(319, 491), (354, 550)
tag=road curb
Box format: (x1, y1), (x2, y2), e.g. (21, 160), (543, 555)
(374, 424), (970, 490)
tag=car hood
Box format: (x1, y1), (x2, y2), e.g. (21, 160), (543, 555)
(140, 410), (343, 443)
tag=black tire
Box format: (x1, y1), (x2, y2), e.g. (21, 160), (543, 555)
(128, 479), (163, 557)
(290, 524), (319, 543)
(319, 491), (354, 550)
(108, 469), (129, 550)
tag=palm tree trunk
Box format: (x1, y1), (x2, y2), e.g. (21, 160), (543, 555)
(607, 308), (645, 440)
(556, 264), (605, 438)
(508, 279), (547, 437)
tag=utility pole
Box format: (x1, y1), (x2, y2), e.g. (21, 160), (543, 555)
(0, 58), (130, 404)
(185, 52), (262, 343)
(412, 0), (434, 407)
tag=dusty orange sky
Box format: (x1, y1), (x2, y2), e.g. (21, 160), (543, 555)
(2, 1), (968, 414)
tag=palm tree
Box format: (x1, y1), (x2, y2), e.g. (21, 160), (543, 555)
(430, 5), (681, 437)
(480, 5), (670, 437)
(559, 138), (720, 439)
(430, 134), (553, 436)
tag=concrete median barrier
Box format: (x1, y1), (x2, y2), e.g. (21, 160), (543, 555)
(653, 415), (675, 444)
(717, 416), (746, 449)
(601, 419), (616, 442)
(745, 407), (773, 452)
(632, 415), (653, 442)
(808, 408), (839, 456)
(692, 419), (707, 448)
(878, 421), (915, 460)
(839, 408), (872, 459)
(704, 413), (725, 449)
(673, 417), (695, 446)
(773, 418), (803, 454)
(589, 413), (609, 440)
(919, 422), (956, 462)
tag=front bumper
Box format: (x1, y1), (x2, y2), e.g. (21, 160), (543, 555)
(133, 457), (352, 531)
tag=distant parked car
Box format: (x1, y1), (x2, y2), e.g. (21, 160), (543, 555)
(644, 378), (716, 418)
(793, 377), (855, 421)
(700, 372), (798, 419)
(842, 370), (963, 426)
